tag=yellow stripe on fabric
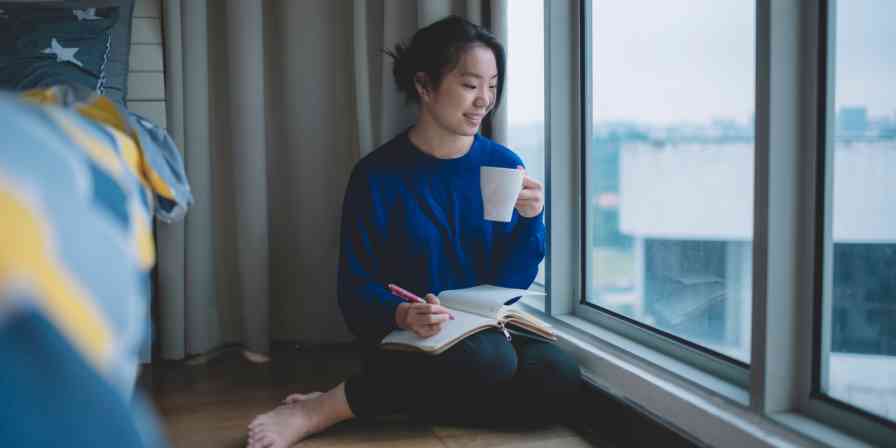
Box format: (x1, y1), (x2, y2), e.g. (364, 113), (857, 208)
(46, 110), (124, 179)
(144, 166), (176, 200)
(20, 87), (178, 202)
(75, 95), (128, 135)
(90, 105), (177, 203)
(0, 187), (114, 371)
(109, 126), (176, 201)
(129, 200), (156, 270)
(76, 97), (178, 200)
(20, 88), (59, 105)
(106, 126), (145, 186)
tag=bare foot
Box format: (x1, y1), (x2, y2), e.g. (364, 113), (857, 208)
(247, 400), (322, 448)
(282, 391), (323, 405)
(247, 383), (353, 448)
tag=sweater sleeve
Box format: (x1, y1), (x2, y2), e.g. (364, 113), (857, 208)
(337, 166), (403, 343)
(489, 210), (546, 289)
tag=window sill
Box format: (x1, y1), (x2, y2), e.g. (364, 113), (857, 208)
(521, 305), (871, 448)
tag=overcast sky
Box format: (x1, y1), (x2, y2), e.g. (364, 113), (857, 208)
(505, 0), (895, 126)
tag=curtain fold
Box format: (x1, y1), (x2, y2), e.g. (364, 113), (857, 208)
(224, 0), (270, 358)
(157, 0), (222, 360)
(156, 0), (186, 360)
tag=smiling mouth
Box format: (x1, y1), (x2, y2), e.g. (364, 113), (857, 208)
(464, 113), (485, 122)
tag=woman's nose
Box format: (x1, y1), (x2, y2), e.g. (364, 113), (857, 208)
(474, 93), (489, 109)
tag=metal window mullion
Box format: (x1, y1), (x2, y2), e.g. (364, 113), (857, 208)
(813, 0), (837, 402)
(580, 0), (593, 314)
(750, 0), (805, 414)
(797, 0), (832, 414)
(544, 0), (582, 316)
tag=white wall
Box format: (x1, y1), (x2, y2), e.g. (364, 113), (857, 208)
(620, 140), (896, 243)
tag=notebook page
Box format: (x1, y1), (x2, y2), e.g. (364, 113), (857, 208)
(438, 285), (545, 318)
(381, 308), (493, 351)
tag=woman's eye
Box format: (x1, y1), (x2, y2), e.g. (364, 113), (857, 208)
(463, 84), (476, 89)
(488, 85), (497, 90)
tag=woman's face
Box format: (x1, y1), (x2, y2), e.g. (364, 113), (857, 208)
(418, 44), (498, 137)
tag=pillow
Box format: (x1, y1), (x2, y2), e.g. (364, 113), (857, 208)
(0, 0), (134, 103)
(63, 0), (135, 102)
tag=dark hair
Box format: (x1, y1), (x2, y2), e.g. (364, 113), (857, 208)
(385, 16), (506, 112)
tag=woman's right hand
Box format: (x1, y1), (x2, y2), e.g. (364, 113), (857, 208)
(395, 294), (452, 338)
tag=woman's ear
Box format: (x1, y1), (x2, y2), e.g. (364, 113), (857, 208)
(414, 73), (430, 102)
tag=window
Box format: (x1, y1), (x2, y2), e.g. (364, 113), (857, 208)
(505, 0), (546, 288)
(513, 1), (896, 445)
(821, 0), (896, 423)
(584, 0), (755, 363)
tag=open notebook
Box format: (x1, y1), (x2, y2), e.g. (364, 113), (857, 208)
(380, 285), (556, 355)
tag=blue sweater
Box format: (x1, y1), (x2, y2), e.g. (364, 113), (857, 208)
(338, 131), (546, 344)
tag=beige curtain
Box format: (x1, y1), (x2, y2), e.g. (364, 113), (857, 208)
(155, 0), (502, 361)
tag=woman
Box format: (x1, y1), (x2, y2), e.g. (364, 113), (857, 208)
(248, 16), (581, 448)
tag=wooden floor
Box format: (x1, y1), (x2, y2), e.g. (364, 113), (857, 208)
(140, 344), (601, 448)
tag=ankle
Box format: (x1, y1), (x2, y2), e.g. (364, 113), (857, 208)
(315, 384), (354, 429)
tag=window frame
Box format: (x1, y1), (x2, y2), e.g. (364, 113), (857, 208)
(528, 0), (896, 445)
(501, 0), (549, 301)
(571, 0), (752, 387)
(799, 0), (896, 442)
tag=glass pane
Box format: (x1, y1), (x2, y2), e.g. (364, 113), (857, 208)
(506, 0), (546, 288)
(825, 0), (896, 422)
(587, 0), (754, 362)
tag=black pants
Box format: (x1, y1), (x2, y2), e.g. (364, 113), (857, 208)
(344, 329), (582, 427)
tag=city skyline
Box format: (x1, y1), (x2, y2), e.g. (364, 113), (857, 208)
(505, 103), (896, 134)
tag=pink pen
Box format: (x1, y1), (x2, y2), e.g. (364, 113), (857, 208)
(387, 284), (454, 320)
(387, 283), (425, 303)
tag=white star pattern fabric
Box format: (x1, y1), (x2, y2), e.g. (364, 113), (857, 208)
(42, 38), (84, 67)
(73, 8), (100, 21)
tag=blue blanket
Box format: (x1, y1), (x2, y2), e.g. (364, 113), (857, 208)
(0, 86), (190, 447)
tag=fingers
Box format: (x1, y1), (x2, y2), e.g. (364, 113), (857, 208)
(516, 196), (542, 208)
(412, 322), (443, 338)
(516, 184), (544, 217)
(516, 189), (540, 201)
(409, 303), (451, 317)
(408, 297), (448, 337)
(405, 296), (454, 333)
(516, 165), (542, 189)
(522, 175), (542, 189)
(513, 166), (543, 218)
(409, 307), (450, 324)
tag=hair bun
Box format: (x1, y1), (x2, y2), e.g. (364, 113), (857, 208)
(383, 15), (505, 110)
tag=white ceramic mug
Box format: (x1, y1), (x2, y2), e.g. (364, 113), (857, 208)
(480, 166), (524, 222)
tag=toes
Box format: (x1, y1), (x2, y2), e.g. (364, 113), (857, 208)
(261, 434), (277, 448)
(249, 417), (264, 429)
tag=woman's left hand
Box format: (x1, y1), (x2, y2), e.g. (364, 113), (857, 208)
(515, 166), (544, 218)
